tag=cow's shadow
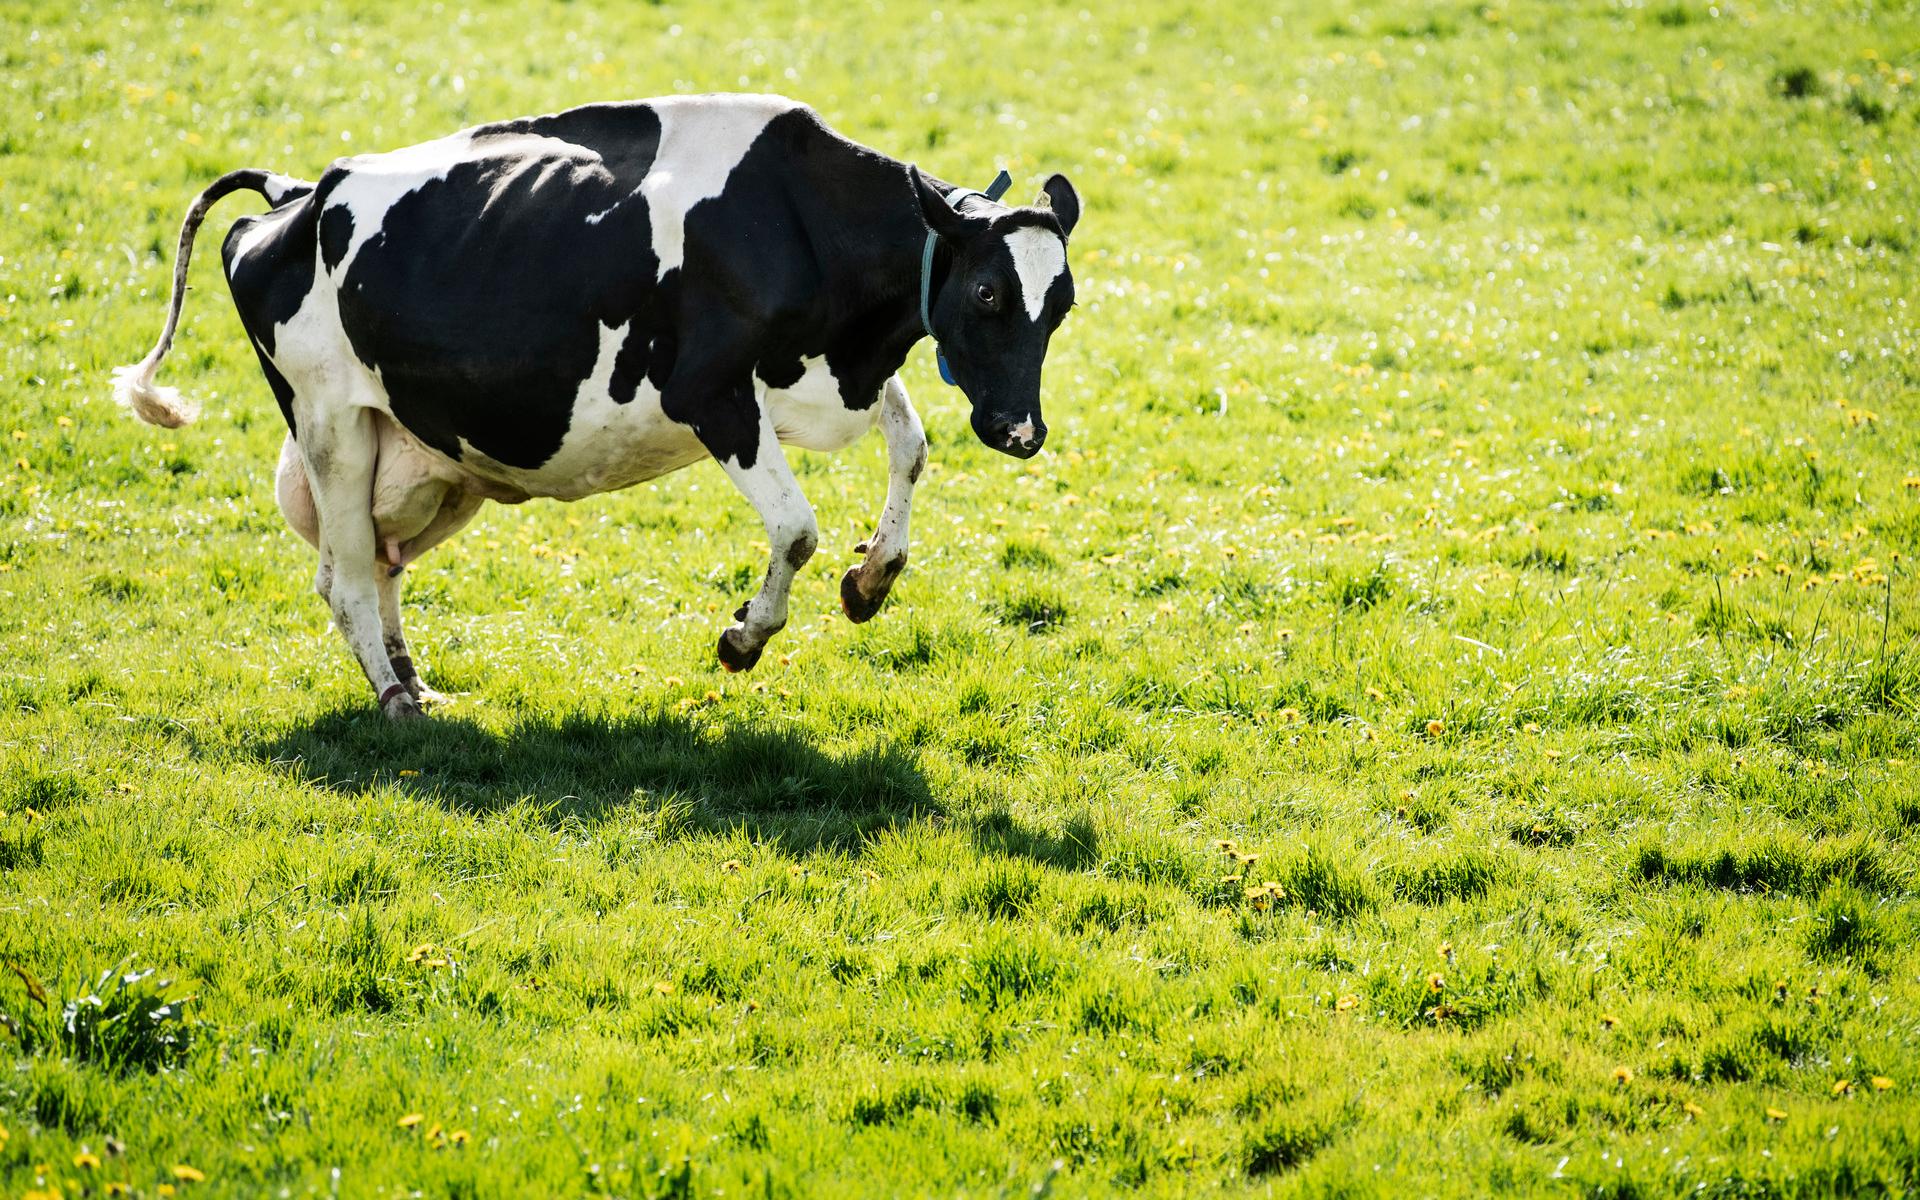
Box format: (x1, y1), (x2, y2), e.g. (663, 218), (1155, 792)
(251, 705), (938, 855)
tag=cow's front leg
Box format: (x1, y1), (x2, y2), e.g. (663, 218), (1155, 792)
(669, 378), (818, 672)
(841, 376), (927, 623)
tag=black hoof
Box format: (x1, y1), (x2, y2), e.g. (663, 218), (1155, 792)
(840, 567), (887, 624)
(717, 628), (765, 673)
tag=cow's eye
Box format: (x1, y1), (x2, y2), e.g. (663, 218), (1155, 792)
(974, 283), (996, 307)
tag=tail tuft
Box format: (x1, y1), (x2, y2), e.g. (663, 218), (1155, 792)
(112, 357), (200, 428)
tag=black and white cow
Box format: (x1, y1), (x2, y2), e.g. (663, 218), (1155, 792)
(113, 94), (1080, 719)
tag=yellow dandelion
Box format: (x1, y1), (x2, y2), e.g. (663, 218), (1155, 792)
(720, 859), (743, 873)
(1425, 719), (1445, 737)
(1276, 707), (1302, 723)
(703, 689), (721, 703)
(398, 1113), (425, 1129)
(1764, 1106), (1788, 1122)
(652, 980), (675, 995)
(1335, 994), (1359, 1011)
(1871, 1076), (1895, 1091)
(860, 868), (880, 882)
(107, 1184), (134, 1197)
(1832, 1079), (1854, 1096)
(1612, 1065), (1634, 1085)
(1684, 1101), (1705, 1119)
(787, 864), (808, 879)
(663, 675), (684, 687)
(159, 1188), (178, 1198)
(172, 1164), (207, 1182)
(1215, 838), (1238, 853)
(1437, 940), (1454, 961)
(1220, 873), (1243, 885)
(450, 1129), (471, 1146)
(1277, 628), (1295, 642)
(75, 1150), (102, 1170)
(745, 999), (761, 1012)
(1601, 1013), (1620, 1029)
(1903, 476), (1920, 490)
(1364, 686), (1384, 701)
(425, 1122), (444, 1142)
(1426, 972), (1445, 994)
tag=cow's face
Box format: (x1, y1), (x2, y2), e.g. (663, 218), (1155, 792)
(912, 169), (1081, 459)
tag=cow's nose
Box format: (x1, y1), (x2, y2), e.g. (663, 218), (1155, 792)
(995, 416), (1046, 458)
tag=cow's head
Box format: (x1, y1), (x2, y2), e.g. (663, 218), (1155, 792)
(911, 167), (1081, 459)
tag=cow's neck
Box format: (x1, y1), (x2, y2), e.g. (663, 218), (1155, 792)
(803, 153), (972, 390)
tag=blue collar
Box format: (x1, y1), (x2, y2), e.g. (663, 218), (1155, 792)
(919, 168), (1012, 386)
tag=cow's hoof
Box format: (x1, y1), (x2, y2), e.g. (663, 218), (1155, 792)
(383, 693), (425, 722)
(716, 628), (765, 673)
(840, 567), (888, 624)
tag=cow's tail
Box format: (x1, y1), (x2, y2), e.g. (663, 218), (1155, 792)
(112, 168), (314, 429)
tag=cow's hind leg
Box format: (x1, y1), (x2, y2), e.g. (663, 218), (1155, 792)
(842, 375), (927, 623)
(294, 404), (418, 719)
(376, 490), (483, 704)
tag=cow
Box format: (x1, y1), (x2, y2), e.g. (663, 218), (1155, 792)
(112, 94), (1081, 719)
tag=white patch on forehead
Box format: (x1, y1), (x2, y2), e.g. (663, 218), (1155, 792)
(1003, 226), (1067, 322)
(633, 95), (799, 278)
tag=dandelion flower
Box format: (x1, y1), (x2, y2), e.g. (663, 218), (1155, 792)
(1215, 839), (1238, 853)
(75, 1151), (102, 1170)
(1277, 628), (1295, 642)
(1601, 1013), (1619, 1029)
(1437, 940), (1454, 961)
(1336, 994), (1359, 1011)
(172, 1164), (207, 1182)
(1426, 972), (1445, 994)
(1683, 1101), (1705, 1119)
(745, 999), (761, 1013)
(652, 980), (675, 995)
(1425, 719), (1445, 737)
(398, 1113), (425, 1129)
(1276, 707), (1302, 723)
(1871, 1076), (1895, 1091)
(1612, 1066), (1634, 1085)
(450, 1129), (471, 1146)
(720, 859), (743, 874)
(1832, 1079), (1854, 1096)
(1364, 686), (1385, 701)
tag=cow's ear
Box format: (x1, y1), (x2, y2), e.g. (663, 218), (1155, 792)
(1037, 174), (1081, 236)
(910, 165), (979, 243)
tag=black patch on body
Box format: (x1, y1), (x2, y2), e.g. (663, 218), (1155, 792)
(331, 104), (668, 467)
(318, 204), (353, 271)
(223, 200), (321, 433)
(607, 324), (651, 405)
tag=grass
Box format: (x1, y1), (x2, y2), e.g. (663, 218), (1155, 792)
(2, 0), (1919, 1196)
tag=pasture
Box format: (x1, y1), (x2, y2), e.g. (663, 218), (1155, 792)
(3, 0), (1918, 1195)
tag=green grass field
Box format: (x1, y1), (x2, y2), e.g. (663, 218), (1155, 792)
(4, 0), (1919, 1195)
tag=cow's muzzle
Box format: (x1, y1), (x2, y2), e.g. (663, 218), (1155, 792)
(982, 415), (1046, 459)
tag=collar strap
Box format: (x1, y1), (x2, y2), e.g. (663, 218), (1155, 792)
(919, 169), (1012, 384)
